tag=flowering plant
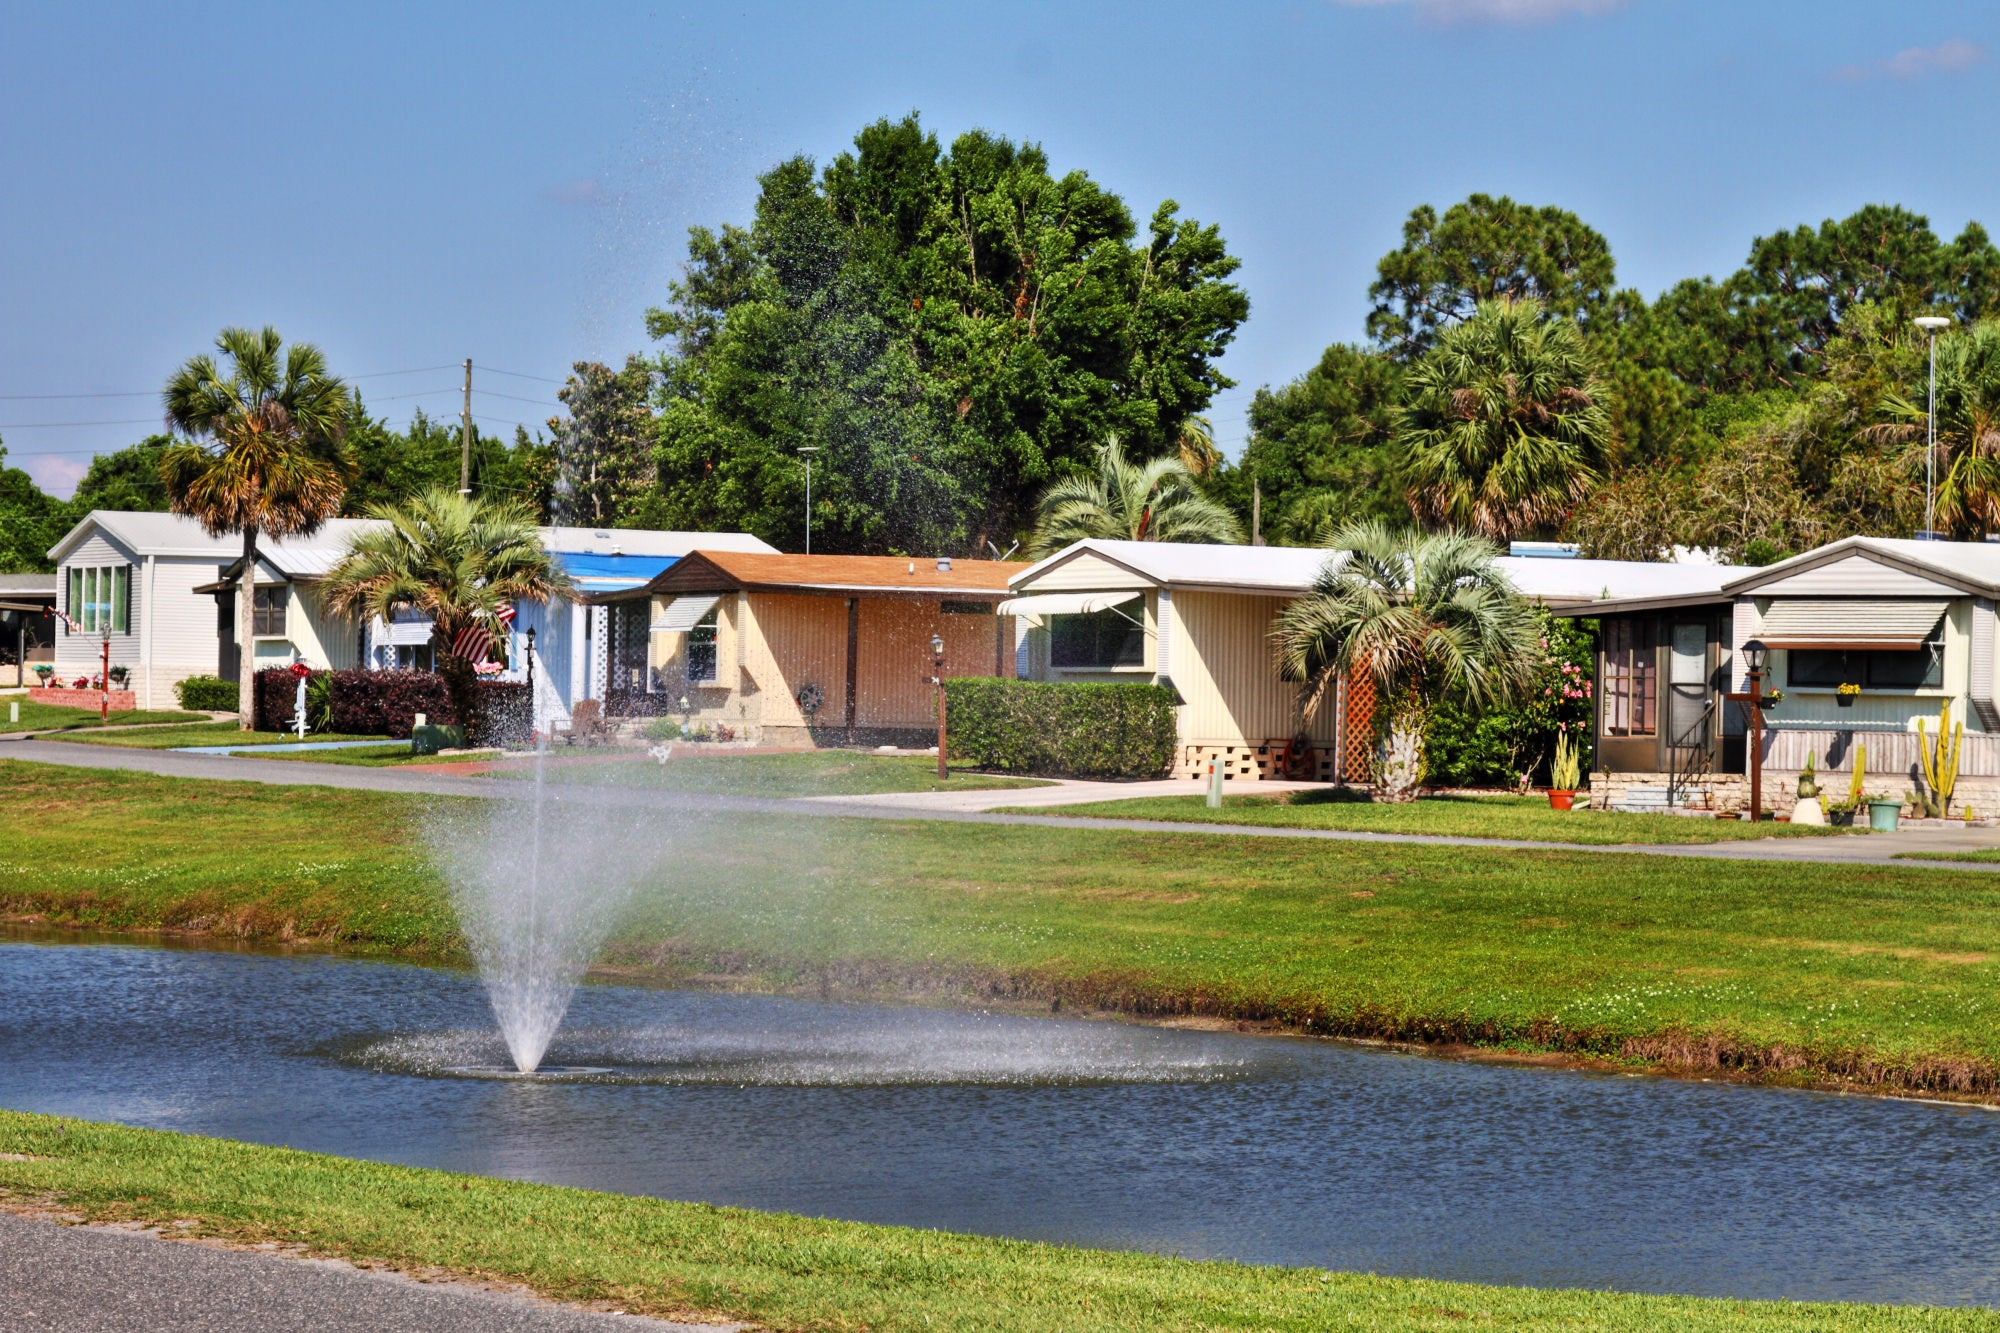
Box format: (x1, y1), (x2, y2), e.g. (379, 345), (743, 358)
(472, 661), (504, 675)
(288, 662), (312, 680)
(1836, 682), (1862, 697)
(72, 676), (91, 689)
(32, 664), (53, 681)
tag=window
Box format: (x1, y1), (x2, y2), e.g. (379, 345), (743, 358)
(251, 586), (289, 637)
(1790, 641), (1943, 691)
(65, 565), (130, 634)
(940, 601), (994, 615)
(393, 643), (435, 672)
(1602, 618), (1658, 737)
(1051, 608), (1144, 670)
(687, 609), (719, 682)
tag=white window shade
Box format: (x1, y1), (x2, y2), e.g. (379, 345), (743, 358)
(651, 593), (722, 633)
(995, 590), (1142, 621)
(1756, 599), (1947, 650)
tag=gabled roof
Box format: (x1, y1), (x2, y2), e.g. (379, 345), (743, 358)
(540, 525), (776, 558)
(1011, 539), (1747, 608)
(48, 511), (387, 564)
(0, 574), (57, 595)
(1721, 535), (2000, 598)
(601, 551), (1018, 602)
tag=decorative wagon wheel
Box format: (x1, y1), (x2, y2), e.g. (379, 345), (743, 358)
(796, 681), (826, 719)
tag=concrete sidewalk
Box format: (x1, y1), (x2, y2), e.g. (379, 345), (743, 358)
(7, 736), (2000, 869)
(0, 1210), (734, 1332)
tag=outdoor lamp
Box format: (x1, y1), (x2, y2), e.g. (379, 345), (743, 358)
(1742, 640), (1768, 675)
(930, 633), (945, 658)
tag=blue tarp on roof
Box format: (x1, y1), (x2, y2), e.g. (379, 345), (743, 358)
(553, 551), (678, 589)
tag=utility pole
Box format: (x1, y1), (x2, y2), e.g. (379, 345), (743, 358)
(459, 358), (474, 497)
(1914, 316), (1952, 537)
(1251, 478), (1264, 546)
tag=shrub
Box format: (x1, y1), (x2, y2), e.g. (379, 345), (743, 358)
(174, 675), (240, 712)
(642, 717), (683, 741)
(254, 667), (454, 737)
(470, 681), (531, 747)
(412, 724), (466, 755)
(943, 678), (1179, 779)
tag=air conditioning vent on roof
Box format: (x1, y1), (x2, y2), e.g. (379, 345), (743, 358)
(937, 557), (952, 572)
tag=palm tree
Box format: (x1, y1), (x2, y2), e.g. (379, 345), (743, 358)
(1875, 321), (2000, 538)
(1270, 520), (1539, 801)
(1175, 415), (1223, 478)
(320, 488), (571, 739)
(1398, 297), (1610, 542)
(161, 327), (352, 729)
(1028, 436), (1243, 557)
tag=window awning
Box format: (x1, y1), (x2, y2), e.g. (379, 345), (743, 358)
(995, 590), (1142, 620)
(1756, 598), (1949, 651)
(375, 618), (435, 647)
(650, 593), (722, 633)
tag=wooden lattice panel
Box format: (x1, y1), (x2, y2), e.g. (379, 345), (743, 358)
(1340, 672), (1376, 782)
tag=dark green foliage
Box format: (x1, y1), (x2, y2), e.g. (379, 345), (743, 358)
(342, 406), (555, 519)
(548, 359), (656, 528)
(1368, 194), (1617, 356)
(646, 113), (1248, 555)
(1211, 344), (1404, 542)
(1425, 609), (1595, 788)
(944, 677), (1179, 778)
(172, 675), (239, 711)
(254, 668), (453, 737)
(411, 724), (465, 756)
(0, 444), (76, 574)
(71, 436), (173, 511)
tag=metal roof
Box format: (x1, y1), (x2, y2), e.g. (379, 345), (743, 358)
(0, 574), (57, 594)
(601, 551), (1019, 602)
(1010, 539), (1748, 607)
(1722, 535), (2000, 597)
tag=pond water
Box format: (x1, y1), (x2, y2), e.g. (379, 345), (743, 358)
(4, 933), (1999, 1307)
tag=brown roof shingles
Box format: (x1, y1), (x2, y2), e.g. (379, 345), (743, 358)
(599, 551), (1018, 601)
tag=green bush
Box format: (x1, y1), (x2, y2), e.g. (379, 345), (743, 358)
(642, 717), (683, 741)
(173, 675), (239, 712)
(944, 678), (1179, 779)
(411, 724), (465, 755)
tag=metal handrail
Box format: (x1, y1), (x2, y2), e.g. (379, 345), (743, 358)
(1666, 697), (1717, 808)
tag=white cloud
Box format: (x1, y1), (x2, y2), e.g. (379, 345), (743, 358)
(1336, 0), (1625, 26)
(1833, 36), (1988, 83)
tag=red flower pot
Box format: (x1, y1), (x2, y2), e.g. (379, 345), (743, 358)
(1547, 789), (1577, 811)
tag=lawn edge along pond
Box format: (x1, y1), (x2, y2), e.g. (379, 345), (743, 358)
(7, 760), (2000, 1103)
(1, 1111), (1992, 1333)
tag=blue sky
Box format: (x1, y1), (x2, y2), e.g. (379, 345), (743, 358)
(5, 1), (1998, 497)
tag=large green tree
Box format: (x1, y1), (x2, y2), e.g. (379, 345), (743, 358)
(1213, 343), (1404, 543)
(161, 327), (352, 729)
(1027, 437), (1242, 556)
(342, 406), (554, 520)
(1368, 194), (1617, 356)
(70, 436), (173, 512)
(0, 443), (74, 574)
(644, 113), (1249, 555)
(1399, 299), (1611, 541)
(548, 358), (657, 527)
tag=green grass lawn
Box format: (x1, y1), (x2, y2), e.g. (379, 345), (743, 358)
(5, 700), (208, 732)
(1898, 849), (2000, 864)
(3, 760), (1999, 1097)
(1009, 790), (1854, 846)
(0, 1111), (1984, 1333)
(521, 747), (1054, 796)
(240, 742), (500, 767)
(37, 721), (382, 750)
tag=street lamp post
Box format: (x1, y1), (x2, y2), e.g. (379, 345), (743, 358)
(799, 446), (821, 554)
(1725, 640), (1770, 821)
(1915, 315), (1953, 538)
(931, 632), (948, 781)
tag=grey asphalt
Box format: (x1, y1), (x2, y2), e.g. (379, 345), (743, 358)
(5, 735), (2000, 868)
(0, 1212), (735, 1332)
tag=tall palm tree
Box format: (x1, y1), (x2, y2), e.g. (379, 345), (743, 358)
(1398, 297), (1610, 542)
(1875, 321), (2000, 538)
(1175, 415), (1223, 478)
(161, 327), (352, 729)
(320, 488), (571, 738)
(1028, 436), (1243, 557)
(1270, 520), (1539, 801)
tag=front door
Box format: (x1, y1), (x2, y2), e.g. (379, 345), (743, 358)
(1665, 622), (1710, 756)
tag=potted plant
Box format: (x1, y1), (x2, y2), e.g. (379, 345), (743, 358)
(1758, 688), (1785, 711)
(108, 664), (130, 687)
(1546, 729), (1582, 811)
(1836, 682), (1860, 708)
(32, 664), (53, 684)
(1826, 744), (1866, 827)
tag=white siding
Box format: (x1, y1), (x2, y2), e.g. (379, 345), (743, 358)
(1019, 551), (1156, 593)
(143, 557), (230, 707)
(1752, 555), (1963, 597)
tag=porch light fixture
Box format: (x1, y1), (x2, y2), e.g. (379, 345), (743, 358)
(1741, 640), (1768, 675)
(930, 633), (948, 781)
(1915, 315), (1954, 539)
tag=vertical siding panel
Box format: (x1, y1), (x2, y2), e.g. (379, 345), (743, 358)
(1175, 591), (1329, 747)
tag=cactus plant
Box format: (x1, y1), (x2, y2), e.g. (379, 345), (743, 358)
(1797, 750), (1820, 800)
(1849, 743), (1867, 808)
(1550, 729), (1581, 792)
(1917, 700), (1963, 818)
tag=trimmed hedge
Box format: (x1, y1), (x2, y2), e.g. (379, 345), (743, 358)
(943, 678), (1179, 779)
(173, 675), (239, 712)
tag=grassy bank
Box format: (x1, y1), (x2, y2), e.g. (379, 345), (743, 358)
(1010, 791), (1852, 846)
(6, 700), (207, 732)
(0, 1111), (1986, 1332)
(39, 722), (382, 750)
(5, 761), (2000, 1096)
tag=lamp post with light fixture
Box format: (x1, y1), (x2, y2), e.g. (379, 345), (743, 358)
(1915, 314), (1954, 538)
(1724, 640), (1771, 821)
(931, 632), (948, 780)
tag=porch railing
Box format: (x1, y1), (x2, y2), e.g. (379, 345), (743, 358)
(1666, 698), (1716, 808)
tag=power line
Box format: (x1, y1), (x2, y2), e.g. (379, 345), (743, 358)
(0, 362), (559, 404)
(0, 417), (160, 429)
(473, 387), (562, 407)
(0, 390), (157, 402)
(480, 365), (567, 386)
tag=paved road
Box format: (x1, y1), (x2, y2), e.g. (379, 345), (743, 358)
(0, 1211), (735, 1333)
(6, 735), (2000, 869)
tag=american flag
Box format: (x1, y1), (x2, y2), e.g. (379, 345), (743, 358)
(450, 602), (516, 665)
